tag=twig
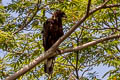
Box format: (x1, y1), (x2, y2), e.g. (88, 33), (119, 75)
(81, 67), (91, 78)
(54, 61), (72, 67)
(110, 8), (118, 28)
(62, 56), (76, 69)
(74, 32), (81, 79)
(115, 46), (120, 52)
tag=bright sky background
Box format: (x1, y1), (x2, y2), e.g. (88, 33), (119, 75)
(1, 0), (115, 80)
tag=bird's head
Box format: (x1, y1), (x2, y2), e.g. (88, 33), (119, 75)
(53, 10), (67, 19)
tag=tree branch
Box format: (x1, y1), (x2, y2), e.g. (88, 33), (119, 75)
(13, 2), (58, 34)
(103, 4), (120, 8)
(6, 2), (120, 80)
(13, 5), (39, 34)
(89, 0), (109, 15)
(86, 0), (91, 16)
(61, 34), (120, 53)
(83, 26), (120, 31)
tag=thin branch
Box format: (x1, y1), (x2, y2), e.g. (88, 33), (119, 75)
(103, 4), (120, 8)
(6, 2), (120, 80)
(83, 26), (120, 31)
(13, 2), (58, 34)
(86, 0), (91, 16)
(110, 8), (118, 28)
(115, 45), (120, 52)
(62, 56), (76, 69)
(81, 67), (91, 78)
(89, 0), (109, 15)
(54, 61), (72, 67)
(13, 5), (39, 34)
(61, 34), (120, 53)
(74, 32), (81, 79)
(75, 51), (79, 79)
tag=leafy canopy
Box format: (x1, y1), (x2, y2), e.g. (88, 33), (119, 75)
(0, 0), (120, 80)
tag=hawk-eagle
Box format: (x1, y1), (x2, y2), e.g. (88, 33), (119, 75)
(42, 10), (66, 74)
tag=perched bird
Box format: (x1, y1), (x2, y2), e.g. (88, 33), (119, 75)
(42, 10), (66, 74)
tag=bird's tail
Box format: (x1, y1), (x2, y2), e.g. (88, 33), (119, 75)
(44, 57), (54, 74)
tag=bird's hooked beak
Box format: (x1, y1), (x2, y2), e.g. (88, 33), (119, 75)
(63, 14), (67, 18)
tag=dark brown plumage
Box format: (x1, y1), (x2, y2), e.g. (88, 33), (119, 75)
(42, 10), (66, 74)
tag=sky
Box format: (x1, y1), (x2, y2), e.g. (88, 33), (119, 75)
(1, 0), (115, 80)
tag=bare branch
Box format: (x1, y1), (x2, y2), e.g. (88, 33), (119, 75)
(86, 0), (91, 16)
(62, 34), (120, 53)
(83, 26), (120, 31)
(6, 2), (120, 80)
(103, 4), (120, 8)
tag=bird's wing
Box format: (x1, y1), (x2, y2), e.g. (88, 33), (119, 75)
(43, 18), (56, 51)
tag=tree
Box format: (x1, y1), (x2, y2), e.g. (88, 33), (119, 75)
(0, 0), (120, 80)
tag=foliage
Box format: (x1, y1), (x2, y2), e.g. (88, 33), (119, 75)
(0, 0), (120, 80)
